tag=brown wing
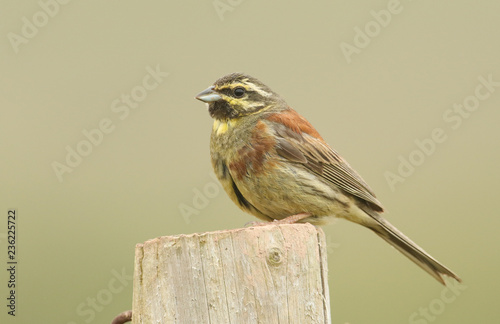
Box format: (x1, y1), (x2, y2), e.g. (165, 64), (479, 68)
(265, 109), (384, 212)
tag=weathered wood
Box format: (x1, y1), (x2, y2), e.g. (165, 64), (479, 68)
(132, 223), (331, 324)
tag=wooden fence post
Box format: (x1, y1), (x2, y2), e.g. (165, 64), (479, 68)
(131, 223), (331, 323)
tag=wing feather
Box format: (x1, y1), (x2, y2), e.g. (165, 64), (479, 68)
(268, 111), (384, 212)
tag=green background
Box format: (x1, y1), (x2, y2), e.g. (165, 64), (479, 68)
(1, 1), (499, 323)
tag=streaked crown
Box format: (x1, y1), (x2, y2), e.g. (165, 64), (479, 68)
(196, 73), (284, 121)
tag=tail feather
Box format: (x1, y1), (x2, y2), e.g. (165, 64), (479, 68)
(369, 214), (461, 285)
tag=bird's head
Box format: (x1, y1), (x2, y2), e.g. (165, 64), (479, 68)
(195, 73), (283, 121)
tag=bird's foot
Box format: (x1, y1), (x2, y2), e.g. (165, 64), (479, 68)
(245, 213), (311, 227)
(274, 212), (311, 224)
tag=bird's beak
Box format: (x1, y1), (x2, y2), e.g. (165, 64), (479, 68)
(195, 86), (222, 103)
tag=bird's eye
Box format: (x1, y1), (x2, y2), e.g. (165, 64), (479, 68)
(233, 87), (246, 98)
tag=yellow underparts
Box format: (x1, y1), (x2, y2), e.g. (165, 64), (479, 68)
(213, 118), (239, 135)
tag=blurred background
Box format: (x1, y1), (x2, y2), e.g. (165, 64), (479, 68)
(1, 1), (499, 323)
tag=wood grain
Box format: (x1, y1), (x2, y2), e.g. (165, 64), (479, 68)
(132, 223), (330, 324)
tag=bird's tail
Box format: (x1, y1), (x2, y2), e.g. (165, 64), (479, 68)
(368, 214), (461, 285)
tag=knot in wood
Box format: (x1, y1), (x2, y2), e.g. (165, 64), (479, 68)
(267, 247), (283, 266)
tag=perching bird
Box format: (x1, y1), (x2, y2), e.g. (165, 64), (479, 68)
(195, 72), (461, 285)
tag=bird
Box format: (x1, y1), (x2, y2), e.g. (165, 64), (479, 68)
(195, 72), (461, 285)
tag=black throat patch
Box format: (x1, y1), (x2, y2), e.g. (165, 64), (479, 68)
(208, 100), (240, 120)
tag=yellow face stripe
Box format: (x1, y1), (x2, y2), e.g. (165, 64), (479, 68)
(211, 79), (272, 122)
(214, 83), (250, 95)
(215, 81), (272, 98)
(245, 82), (272, 97)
